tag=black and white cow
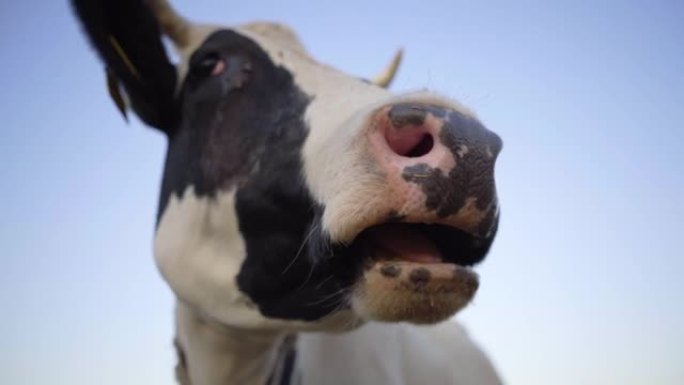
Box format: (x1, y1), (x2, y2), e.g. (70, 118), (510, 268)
(71, 0), (504, 384)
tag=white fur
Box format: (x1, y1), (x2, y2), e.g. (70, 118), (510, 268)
(175, 301), (283, 385)
(155, 186), (266, 328)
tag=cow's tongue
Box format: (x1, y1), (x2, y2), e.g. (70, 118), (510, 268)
(367, 225), (443, 263)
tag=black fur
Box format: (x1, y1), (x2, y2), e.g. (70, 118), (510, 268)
(71, 0), (178, 131)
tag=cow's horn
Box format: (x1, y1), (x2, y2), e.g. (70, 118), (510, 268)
(146, 0), (192, 48)
(372, 48), (403, 88)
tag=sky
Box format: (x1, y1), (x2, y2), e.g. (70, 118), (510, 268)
(1, 0), (682, 384)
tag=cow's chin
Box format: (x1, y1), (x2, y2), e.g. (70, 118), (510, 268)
(348, 223), (481, 324)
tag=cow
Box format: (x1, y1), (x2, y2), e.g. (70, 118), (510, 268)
(71, 0), (504, 384)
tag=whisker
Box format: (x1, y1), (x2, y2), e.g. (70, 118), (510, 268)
(314, 274), (335, 291)
(305, 285), (352, 307)
(294, 262), (316, 292)
(282, 223), (319, 275)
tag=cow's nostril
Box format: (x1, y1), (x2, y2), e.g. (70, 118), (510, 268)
(384, 127), (435, 158)
(405, 134), (434, 158)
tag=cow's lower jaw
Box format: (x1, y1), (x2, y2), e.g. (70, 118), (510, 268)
(345, 223), (482, 324)
(352, 262), (478, 324)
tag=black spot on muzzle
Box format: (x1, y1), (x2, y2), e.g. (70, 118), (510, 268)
(401, 108), (502, 236)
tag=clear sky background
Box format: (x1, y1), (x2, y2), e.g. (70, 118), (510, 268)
(1, 0), (682, 384)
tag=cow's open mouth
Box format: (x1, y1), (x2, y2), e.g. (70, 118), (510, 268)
(347, 222), (485, 324)
(353, 222), (485, 268)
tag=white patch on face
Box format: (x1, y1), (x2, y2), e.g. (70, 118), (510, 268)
(155, 186), (265, 328)
(155, 186), (360, 330)
(239, 22), (308, 55)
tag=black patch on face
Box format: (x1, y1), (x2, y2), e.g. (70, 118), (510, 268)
(409, 267), (431, 286)
(380, 264), (402, 278)
(401, 108), (502, 234)
(237, 203), (364, 320)
(158, 30), (295, 212)
(157, 30), (362, 322)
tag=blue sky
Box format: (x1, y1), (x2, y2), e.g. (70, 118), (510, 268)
(1, 1), (682, 384)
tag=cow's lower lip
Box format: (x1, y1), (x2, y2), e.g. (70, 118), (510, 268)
(353, 258), (479, 324)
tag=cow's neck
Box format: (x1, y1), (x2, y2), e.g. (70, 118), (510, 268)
(174, 301), (294, 385)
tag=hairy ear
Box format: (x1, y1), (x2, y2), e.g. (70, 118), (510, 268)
(71, 0), (178, 133)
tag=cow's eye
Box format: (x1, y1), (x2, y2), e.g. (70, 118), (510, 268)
(191, 53), (225, 78)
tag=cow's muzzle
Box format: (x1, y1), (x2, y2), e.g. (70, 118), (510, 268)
(347, 102), (502, 324)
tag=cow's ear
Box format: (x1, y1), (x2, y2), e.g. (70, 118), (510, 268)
(71, 0), (178, 134)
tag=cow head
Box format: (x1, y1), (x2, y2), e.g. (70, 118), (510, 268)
(73, 0), (503, 331)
